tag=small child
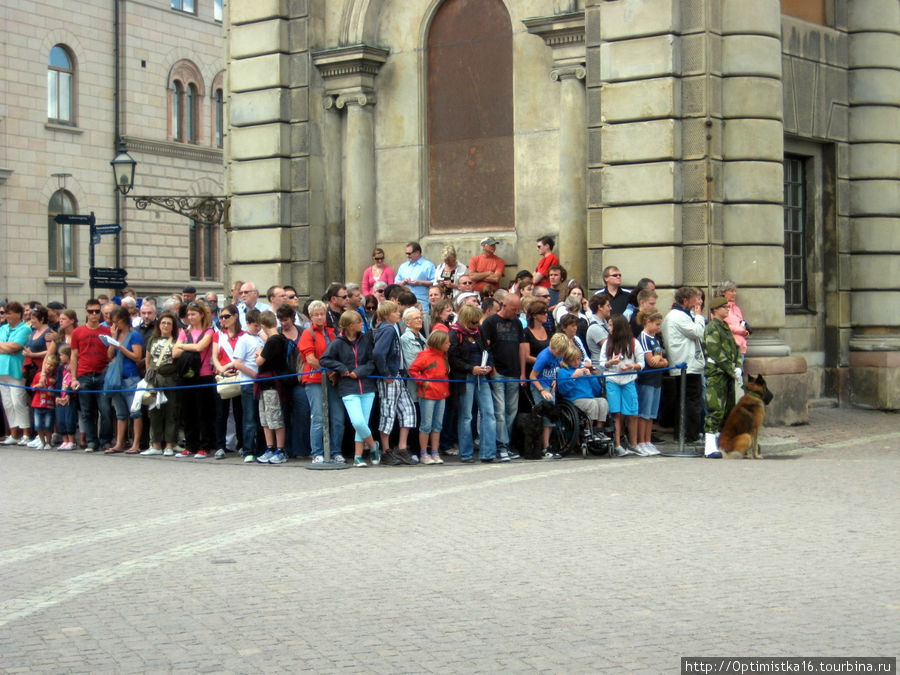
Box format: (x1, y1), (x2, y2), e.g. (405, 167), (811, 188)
(598, 314), (645, 457)
(408, 330), (451, 465)
(254, 310), (290, 465)
(529, 332), (570, 459)
(636, 310), (667, 456)
(556, 346), (609, 439)
(31, 354), (60, 450)
(54, 345), (77, 451)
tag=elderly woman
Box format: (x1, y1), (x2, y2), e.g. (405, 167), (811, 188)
(362, 247), (395, 296)
(400, 305), (427, 402)
(717, 280), (750, 357)
(433, 244), (467, 297)
(0, 302), (35, 446)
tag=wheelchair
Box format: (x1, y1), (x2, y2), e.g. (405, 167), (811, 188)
(546, 399), (615, 458)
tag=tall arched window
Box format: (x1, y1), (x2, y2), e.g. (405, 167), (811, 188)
(189, 219), (218, 281)
(427, 0), (514, 232)
(48, 190), (77, 275)
(167, 60), (204, 143)
(211, 71), (225, 149)
(48, 45), (75, 124)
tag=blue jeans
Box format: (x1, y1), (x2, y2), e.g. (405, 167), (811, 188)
(342, 392), (375, 442)
(78, 372), (112, 448)
(55, 403), (76, 434)
(240, 384), (258, 457)
(305, 381), (346, 459)
(419, 398), (446, 434)
(286, 385), (312, 458)
(490, 374), (520, 452)
(104, 375), (142, 420)
(458, 375), (496, 460)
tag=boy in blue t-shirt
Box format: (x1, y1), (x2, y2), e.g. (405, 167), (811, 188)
(529, 333), (569, 459)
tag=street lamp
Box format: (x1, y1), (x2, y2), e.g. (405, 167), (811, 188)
(110, 140), (136, 195)
(109, 139), (229, 226)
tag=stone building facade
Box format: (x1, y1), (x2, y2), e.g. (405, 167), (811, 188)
(0, 0), (226, 305)
(225, 0), (898, 414)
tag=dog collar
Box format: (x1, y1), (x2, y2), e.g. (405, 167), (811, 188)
(746, 390), (764, 400)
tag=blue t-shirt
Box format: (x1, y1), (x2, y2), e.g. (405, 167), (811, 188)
(637, 332), (664, 387)
(0, 322), (32, 378)
(532, 347), (562, 390)
(120, 330), (144, 379)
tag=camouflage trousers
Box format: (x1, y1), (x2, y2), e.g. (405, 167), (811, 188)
(705, 372), (736, 433)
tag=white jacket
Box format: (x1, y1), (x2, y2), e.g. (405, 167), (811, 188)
(661, 305), (706, 375)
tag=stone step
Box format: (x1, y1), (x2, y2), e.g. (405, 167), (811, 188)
(808, 397), (839, 409)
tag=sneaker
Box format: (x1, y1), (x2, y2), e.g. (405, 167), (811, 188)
(26, 437), (43, 448)
(506, 450), (521, 461)
(459, 457), (475, 463)
(353, 456), (367, 467)
(410, 453), (420, 464)
(243, 454), (256, 463)
(382, 448), (402, 466)
(1, 436), (19, 445)
(175, 450), (192, 458)
(370, 441), (381, 466)
(498, 450), (511, 463)
(444, 447), (459, 456)
(311, 455), (325, 464)
(542, 450), (561, 460)
(43, 443), (54, 450)
(642, 443), (661, 456)
(269, 450), (287, 464)
(84, 443), (97, 453)
(257, 450), (274, 464)
(214, 449), (226, 460)
(194, 450), (209, 459)
(421, 454), (434, 465)
(431, 453), (444, 465)
(19, 435), (34, 447)
(163, 448), (175, 456)
(613, 445), (633, 457)
(331, 454), (346, 464)
(141, 448), (164, 456)
(651, 433), (666, 445)
(705, 450), (722, 459)
(394, 448), (414, 465)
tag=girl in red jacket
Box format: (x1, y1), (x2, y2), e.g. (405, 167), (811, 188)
(408, 330), (451, 465)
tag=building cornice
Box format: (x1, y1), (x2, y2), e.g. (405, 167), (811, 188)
(312, 44), (389, 104)
(124, 136), (224, 165)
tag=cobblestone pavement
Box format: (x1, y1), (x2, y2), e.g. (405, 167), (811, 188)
(0, 407), (897, 673)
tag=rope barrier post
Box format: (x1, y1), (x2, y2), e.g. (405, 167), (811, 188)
(659, 363), (700, 458)
(306, 372), (348, 470)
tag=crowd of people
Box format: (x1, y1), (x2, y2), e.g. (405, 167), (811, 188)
(0, 236), (753, 464)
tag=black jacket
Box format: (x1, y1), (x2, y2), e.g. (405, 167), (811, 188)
(319, 333), (377, 397)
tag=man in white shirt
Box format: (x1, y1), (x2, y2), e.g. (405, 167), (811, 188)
(232, 308), (266, 462)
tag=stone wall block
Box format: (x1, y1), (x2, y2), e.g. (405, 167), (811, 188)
(230, 89), (290, 126)
(741, 356), (808, 425)
(600, 77), (678, 122)
(291, 156), (308, 191)
(722, 0), (781, 37)
(289, 87), (309, 123)
(587, 208), (602, 248)
(230, 54), (289, 92)
(587, 87), (604, 126)
(680, 33), (721, 77)
(230, 20), (288, 59)
(599, 35), (676, 83)
(681, 160), (722, 203)
(851, 291), (900, 326)
(230, 123), (291, 160)
(600, 246), (680, 288)
(599, 0), (677, 41)
(849, 106), (900, 142)
(230, 0), (288, 25)
(600, 204), (681, 245)
(849, 32), (900, 69)
(850, 364), (900, 410)
(849, 69), (900, 106)
(289, 52), (309, 88)
(850, 217), (900, 252)
(847, 0), (900, 32)
(601, 119), (677, 163)
(849, 143), (900, 179)
(289, 18), (308, 52)
(681, 117), (720, 160)
(290, 190), (309, 227)
(723, 245), (784, 287)
(230, 227), (291, 262)
(229, 157), (290, 194)
(850, 254), (900, 290)
(722, 35), (782, 77)
(723, 160), (783, 203)
(227, 263), (287, 291)
(600, 162), (678, 205)
(723, 119), (783, 161)
(723, 204), (785, 245)
(291, 121), (309, 155)
(588, 128), (602, 167)
(850, 179), (900, 217)
(731, 287), (786, 330)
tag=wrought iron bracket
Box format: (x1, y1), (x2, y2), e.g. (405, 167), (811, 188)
(129, 195), (230, 226)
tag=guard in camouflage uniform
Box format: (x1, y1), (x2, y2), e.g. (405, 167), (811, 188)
(703, 295), (742, 458)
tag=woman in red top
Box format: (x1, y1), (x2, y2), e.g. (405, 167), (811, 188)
(408, 330), (451, 465)
(299, 300), (345, 463)
(211, 304), (244, 458)
(173, 301), (215, 458)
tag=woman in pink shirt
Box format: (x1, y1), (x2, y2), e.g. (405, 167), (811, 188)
(717, 280), (750, 357)
(173, 301), (215, 458)
(361, 247), (395, 296)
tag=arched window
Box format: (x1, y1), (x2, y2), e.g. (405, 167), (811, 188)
(211, 71), (225, 148)
(214, 89), (224, 148)
(189, 219), (218, 281)
(167, 60), (204, 143)
(427, 0), (514, 232)
(48, 190), (77, 275)
(48, 45), (75, 124)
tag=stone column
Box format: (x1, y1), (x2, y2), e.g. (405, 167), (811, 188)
(847, 0), (900, 409)
(312, 45), (388, 285)
(525, 12), (587, 284)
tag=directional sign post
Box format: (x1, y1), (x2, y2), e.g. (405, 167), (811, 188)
(54, 213), (96, 227)
(91, 223), (121, 236)
(89, 267), (128, 291)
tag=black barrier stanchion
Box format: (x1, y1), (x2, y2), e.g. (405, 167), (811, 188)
(660, 363), (700, 457)
(306, 376), (348, 470)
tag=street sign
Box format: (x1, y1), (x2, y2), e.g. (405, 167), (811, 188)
(54, 213), (96, 226)
(91, 223), (121, 236)
(90, 267), (128, 289)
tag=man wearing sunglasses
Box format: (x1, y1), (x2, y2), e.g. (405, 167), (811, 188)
(70, 299), (112, 451)
(397, 241), (436, 311)
(594, 265), (631, 316)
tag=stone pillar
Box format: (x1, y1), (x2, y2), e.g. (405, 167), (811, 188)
(525, 12), (587, 284)
(847, 0), (900, 410)
(338, 93), (377, 285)
(226, 2), (310, 291)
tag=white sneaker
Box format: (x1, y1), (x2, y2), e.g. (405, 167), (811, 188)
(614, 445), (634, 457)
(27, 437), (43, 448)
(43, 443), (54, 450)
(163, 448), (175, 456)
(642, 442), (661, 456)
(141, 448), (164, 456)
(2, 436), (19, 445)
(19, 435), (34, 446)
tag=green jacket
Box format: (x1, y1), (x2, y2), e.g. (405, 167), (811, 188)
(704, 317), (741, 378)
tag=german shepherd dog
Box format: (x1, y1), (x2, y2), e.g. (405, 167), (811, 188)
(718, 374), (774, 459)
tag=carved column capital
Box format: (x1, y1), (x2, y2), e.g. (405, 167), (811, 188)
(523, 11), (586, 82)
(312, 44), (389, 108)
(550, 64), (586, 82)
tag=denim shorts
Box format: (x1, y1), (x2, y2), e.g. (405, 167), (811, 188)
(33, 407), (54, 431)
(606, 380), (638, 416)
(637, 383), (662, 419)
(107, 376), (142, 420)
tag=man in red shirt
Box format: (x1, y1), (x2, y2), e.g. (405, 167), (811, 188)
(70, 299), (112, 451)
(468, 237), (506, 293)
(533, 235), (559, 288)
